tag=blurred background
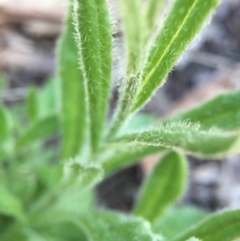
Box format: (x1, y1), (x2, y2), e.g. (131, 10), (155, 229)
(0, 0), (240, 212)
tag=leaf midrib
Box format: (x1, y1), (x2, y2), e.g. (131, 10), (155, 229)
(114, 130), (239, 158)
(141, 0), (198, 89)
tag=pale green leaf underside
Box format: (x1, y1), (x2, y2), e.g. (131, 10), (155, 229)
(121, 113), (157, 135)
(153, 206), (207, 240)
(172, 209), (240, 241)
(58, 3), (87, 159)
(165, 90), (240, 132)
(113, 122), (240, 158)
(73, 0), (112, 152)
(99, 143), (163, 173)
(132, 0), (220, 111)
(134, 151), (187, 223)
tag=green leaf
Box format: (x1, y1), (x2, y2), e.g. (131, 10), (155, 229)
(29, 187), (95, 228)
(73, 0), (112, 152)
(25, 230), (48, 241)
(165, 91), (240, 132)
(145, 0), (169, 36)
(0, 104), (13, 160)
(0, 165), (37, 205)
(153, 206), (207, 240)
(32, 222), (88, 241)
(0, 104), (11, 143)
(107, 75), (140, 138)
(121, 113), (157, 134)
(15, 114), (59, 150)
(172, 209), (240, 241)
(36, 165), (63, 191)
(0, 183), (25, 222)
(52, 163), (102, 215)
(27, 86), (39, 122)
(107, 0), (145, 138)
(99, 143), (163, 174)
(186, 238), (201, 241)
(134, 151), (187, 223)
(0, 224), (27, 241)
(62, 161), (103, 189)
(132, 0), (220, 111)
(58, 2), (88, 159)
(39, 79), (59, 117)
(29, 163), (101, 220)
(32, 210), (161, 241)
(120, 0), (144, 74)
(79, 210), (161, 241)
(114, 122), (240, 158)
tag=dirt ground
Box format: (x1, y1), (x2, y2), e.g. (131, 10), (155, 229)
(0, 0), (240, 212)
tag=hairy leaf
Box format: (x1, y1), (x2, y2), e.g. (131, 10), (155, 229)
(29, 163), (101, 220)
(134, 152), (187, 223)
(107, 75), (140, 138)
(15, 114), (59, 150)
(172, 209), (240, 241)
(98, 143), (163, 173)
(73, 0), (112, 152)
(121, 0), (144, 74)
(153, 206), (207, 240)
(132, 0), (220, 111)
(145, 0), (169, 36)
(27, 86), (39, 122)
(62, 161), (103, 189)
(107, 0), (144, 138)
(31, 191), (161, 240)
(80, 210), (161, 241)
(58, 2), (88, 159)
(32, 209), (161, 241)
(165, 90), (240, 132)
(114, 122), (240, 158)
